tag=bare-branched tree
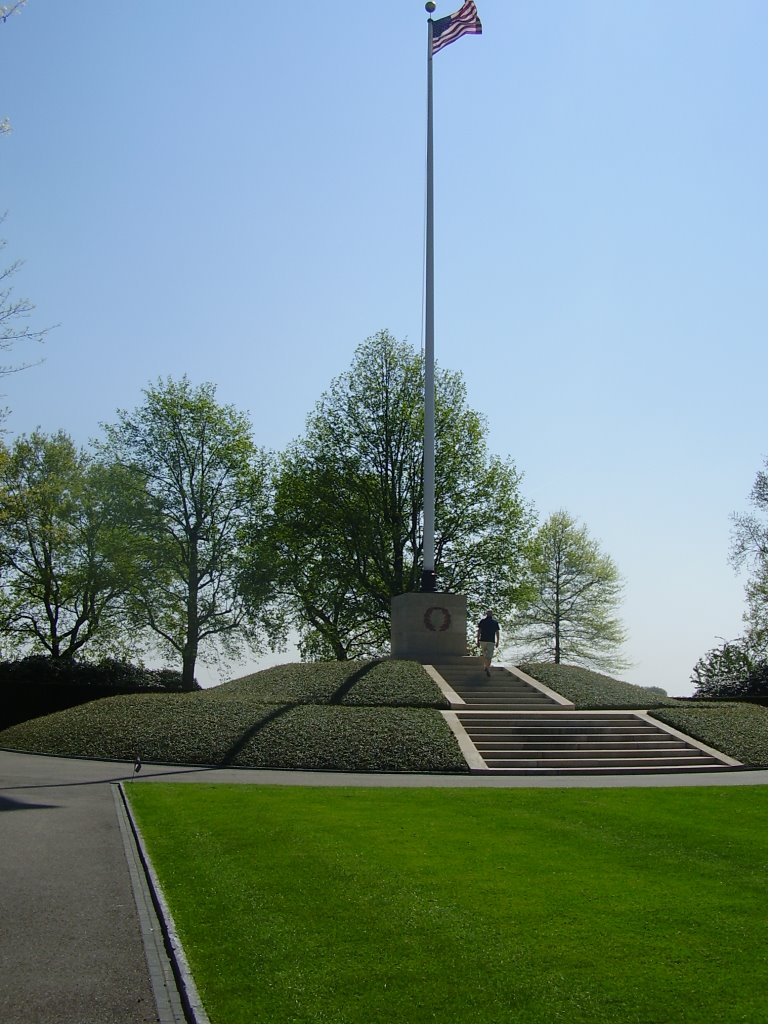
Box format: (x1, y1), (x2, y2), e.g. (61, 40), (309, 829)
(0, 236), (51, 376)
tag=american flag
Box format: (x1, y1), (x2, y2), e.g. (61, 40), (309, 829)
(431, 1), (483, 56)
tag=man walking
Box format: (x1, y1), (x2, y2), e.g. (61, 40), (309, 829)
(477, 609), (500, 677)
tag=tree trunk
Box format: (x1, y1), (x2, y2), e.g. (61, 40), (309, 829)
(183, 540), (199, 690)
(181, 645), (197, 691)
(554, 545), (562, 663)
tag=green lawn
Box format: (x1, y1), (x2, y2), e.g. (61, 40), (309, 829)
(127, 784), (768, 1024)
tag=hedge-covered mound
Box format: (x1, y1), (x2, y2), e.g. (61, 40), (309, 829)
(651, 704), (768, 768)
(0, 660), (468, 774)
(518, 663), (681, 709)
(220, 659), (449, 708)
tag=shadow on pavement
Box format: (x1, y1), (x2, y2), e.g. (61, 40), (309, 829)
(0, 793), (59, 811)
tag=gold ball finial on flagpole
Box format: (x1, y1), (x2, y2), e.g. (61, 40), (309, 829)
(425, 2), (437, 13)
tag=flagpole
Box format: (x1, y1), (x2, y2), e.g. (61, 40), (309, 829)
(421, 1), (437, 593)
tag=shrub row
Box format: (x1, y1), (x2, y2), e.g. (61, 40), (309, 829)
(650, 704), (768, 768)
(220, 659), (449, 708)
(518, 662), (680, 709)
(0, 656), (190, 729)
(691, 640), (768, 698)
(0, 661), (467, 773)
(0, 656), (187, 691)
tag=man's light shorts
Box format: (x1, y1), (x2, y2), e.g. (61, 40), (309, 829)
(480, 641), (495, 662)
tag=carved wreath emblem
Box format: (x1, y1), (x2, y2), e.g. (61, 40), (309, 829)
(423, 606), (451, 632)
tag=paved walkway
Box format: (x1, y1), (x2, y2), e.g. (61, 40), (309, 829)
(3, 749), (768, 1024)
(0, 752), (162, 1024)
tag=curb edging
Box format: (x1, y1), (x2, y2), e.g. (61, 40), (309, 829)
(116, 783), (212, 1024)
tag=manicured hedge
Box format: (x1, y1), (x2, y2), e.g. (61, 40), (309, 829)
(650, 704), (768, 768)
(0, 656), (187, 690)
(0, 659), (191, 733)
(223, 705), (465, 772)
(220, 659), (449, 708)
(518, 662), (680, 709)
(0, 661), (468, 773)
(0, 656), (190, 729)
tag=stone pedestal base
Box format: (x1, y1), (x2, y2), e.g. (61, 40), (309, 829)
(390, 592), (468, 663)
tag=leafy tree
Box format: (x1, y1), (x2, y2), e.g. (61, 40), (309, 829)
(272, 330), (535, 660)
(0, 431), (138, 658)
(691, 637), (768, 698)
(514, 510), (628, 670)
(731, 458), (768, 652)
(99, 377), (277, 690)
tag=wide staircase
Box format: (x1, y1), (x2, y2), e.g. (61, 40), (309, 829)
(433, 661), (740, 775)
(435, 662), (568, 712)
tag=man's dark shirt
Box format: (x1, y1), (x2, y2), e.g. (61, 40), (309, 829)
(478, 616), (499, 642)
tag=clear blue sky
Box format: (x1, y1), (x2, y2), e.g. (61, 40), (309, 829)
(1, 2), (766, 693)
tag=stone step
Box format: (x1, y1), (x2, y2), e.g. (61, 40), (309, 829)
(477, 746), (703, 759)
(454, 687), (556, 693)
(464, 715), (657, 722)
(472, 739), (692, 752)
(457, 712), (656, 720)
(456, 700), (561, 708)
(448, 665), (518, 671)
(474, 742), (679, 752)
(480, 764), (733, 775)
(457, 688), (548, 696)
(458, 722), (663, 735)
(483, 754), (720, 769)
(445, 671), (533, 679)
(433, 664), (567, 711)
(458, 701), (556, 708)
(457, 694), (560, 699)
(437, 667), (738, 774)
(452, 682), (546, 691)
(436, 663), (507, 671)
(456, 683), (549, 690)
(462, 722), (661, 731)
(457, 702), (561, 709)
(455, 672), (533, 677)
(456, 711), (648, 720)
(466, 737), (671, 745)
